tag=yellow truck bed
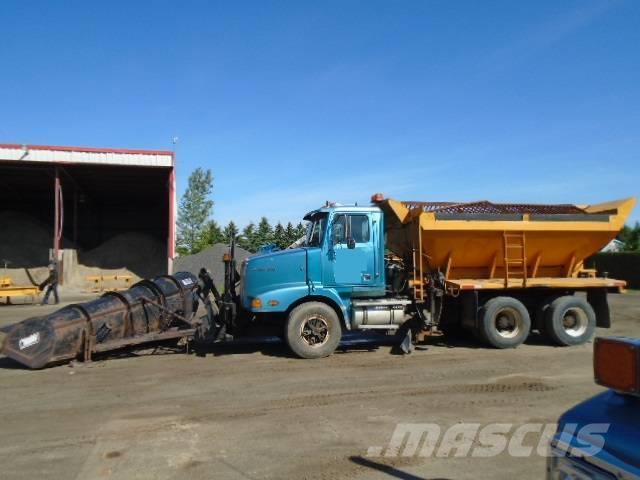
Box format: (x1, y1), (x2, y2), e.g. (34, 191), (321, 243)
(375, 195), (636, 293)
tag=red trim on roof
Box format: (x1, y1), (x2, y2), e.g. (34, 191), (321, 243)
(0, 143), (174, 156)
(168, 168), (176, 262)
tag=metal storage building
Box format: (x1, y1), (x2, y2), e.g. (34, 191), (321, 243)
(0, 143), (176, 286)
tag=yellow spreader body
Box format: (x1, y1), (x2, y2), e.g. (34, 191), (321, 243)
(375, 196), (636, 294)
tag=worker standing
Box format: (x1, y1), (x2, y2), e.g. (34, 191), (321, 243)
(41, 262), (60, 305)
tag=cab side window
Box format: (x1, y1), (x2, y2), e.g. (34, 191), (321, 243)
(332, 215), (347, 244)
(332, 214), (370, 244)
(350, 215), (370, 243)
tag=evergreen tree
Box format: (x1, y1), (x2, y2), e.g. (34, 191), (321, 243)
(618, 222), (640, 251)
(195, 220), (223, 251)
(283, 222), (297, 247)
(295, 222), (307, 241)
(176, 168), (213, 254)
(239, 222), (257, 252)
(273, 222), (286, 249)
(222, 221), (239, 245)
(256, 217), (274, 248)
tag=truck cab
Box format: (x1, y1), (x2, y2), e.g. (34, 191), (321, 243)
(237, 204), (419, 358)
(240, 204), (386, 323)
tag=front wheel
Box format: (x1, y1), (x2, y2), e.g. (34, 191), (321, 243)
(285, 302), (342, 359)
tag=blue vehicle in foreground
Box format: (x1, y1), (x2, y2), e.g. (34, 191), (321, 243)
(548, 336), (640, 479)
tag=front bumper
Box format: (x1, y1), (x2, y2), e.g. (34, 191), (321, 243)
(548, 439), (640, 480)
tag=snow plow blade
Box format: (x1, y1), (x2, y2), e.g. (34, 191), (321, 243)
(1, 272), (199, 369)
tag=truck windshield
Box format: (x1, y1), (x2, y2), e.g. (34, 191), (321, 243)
(305, 213), (327, 247)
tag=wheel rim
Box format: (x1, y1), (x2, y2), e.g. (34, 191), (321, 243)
(494, 307), (522, 339)
(300, 316), (329, 347)
(561, 307), (588, 338)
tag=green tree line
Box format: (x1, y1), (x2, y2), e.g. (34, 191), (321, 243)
(199, 217), (307, 253)
(176, 168), (306, 255)
(617, 222), (640, 252)
(178, 167), (640, 256)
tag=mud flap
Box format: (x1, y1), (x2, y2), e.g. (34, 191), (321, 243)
(587, 288), (610, 328)
(399, 328), (414, 354)
(460, 291), (479, 330)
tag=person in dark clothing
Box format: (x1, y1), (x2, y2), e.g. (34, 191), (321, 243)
(41, 262), (59, 305)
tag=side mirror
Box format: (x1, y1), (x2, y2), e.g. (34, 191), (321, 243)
(347, 238), (356, 249)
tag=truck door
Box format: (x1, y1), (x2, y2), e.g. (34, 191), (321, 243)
(325, 213), (375, 286)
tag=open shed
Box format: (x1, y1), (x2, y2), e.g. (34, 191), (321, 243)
(0, 144), (176, 288)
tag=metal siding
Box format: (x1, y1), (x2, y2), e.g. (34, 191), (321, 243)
(168, 168), (176, 272)
(0, 146), (173, 167)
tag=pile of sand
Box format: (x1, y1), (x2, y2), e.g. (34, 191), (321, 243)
(0, 212), (64, 285)
(76, 232), (166, 283)
(0, 210), (166, 288)
(0, 211), (257, 292)
(0, 211), (57, 268)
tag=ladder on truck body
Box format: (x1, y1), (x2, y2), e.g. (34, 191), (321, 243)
(503, 232), (527, 288)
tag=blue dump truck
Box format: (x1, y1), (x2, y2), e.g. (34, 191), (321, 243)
(548, 336), (640, 479)
(1, 194), (635, 368)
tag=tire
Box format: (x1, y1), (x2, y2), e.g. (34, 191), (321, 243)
(544, 296), (595, 346)
(534, 295), (560, 333)
(285, 302), (342, 359)
(478, 297), (531, 349)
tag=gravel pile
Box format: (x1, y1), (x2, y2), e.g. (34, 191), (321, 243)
(174, 244), (252, 282)
(0, 211), (167, 287)
(77, 232), (166, 281)
(0, 211), (67, 285)
(0, 211), (59, 268)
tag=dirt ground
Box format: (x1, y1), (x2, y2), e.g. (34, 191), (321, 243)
(0, 291), (638, 480)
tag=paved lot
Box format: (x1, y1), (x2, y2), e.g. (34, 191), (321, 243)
(0, 291), (638, 479)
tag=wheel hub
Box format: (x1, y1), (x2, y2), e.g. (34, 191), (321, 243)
(494, 307), (521, 339)
(300, 316), (329, 347)
(562, 308), (588, 337)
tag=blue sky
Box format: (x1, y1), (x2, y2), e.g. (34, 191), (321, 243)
(1, 0), (639, 227)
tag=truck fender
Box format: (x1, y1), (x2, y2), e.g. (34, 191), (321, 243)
(285, 293), (350, 331)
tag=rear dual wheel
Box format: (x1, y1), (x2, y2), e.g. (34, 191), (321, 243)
(477, 297), (531, 349)
(543, 296), (595, 346)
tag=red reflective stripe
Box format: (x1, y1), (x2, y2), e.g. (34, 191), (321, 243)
(0, 143), (173, 156)
(168, 168), (176, 260)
